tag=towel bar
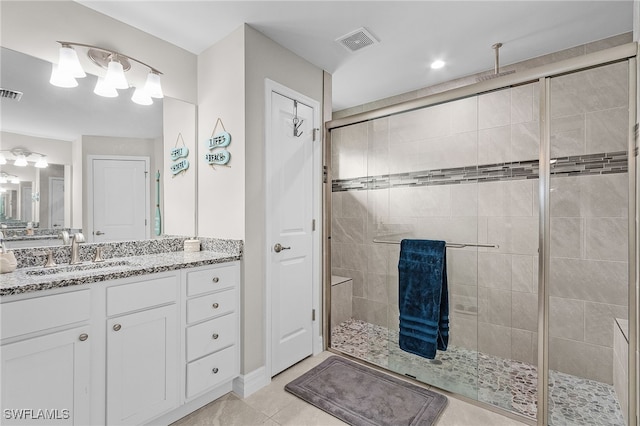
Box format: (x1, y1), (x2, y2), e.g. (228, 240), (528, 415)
(372, 239), (499, 249)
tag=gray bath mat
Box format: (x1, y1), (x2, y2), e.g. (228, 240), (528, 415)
(285, 356), (447, 425)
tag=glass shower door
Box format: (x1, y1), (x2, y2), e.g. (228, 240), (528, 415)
(547, 61), (629, 425)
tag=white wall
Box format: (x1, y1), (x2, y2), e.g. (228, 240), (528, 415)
(163, 98), (197, 237)
(197, 26), (246, 240)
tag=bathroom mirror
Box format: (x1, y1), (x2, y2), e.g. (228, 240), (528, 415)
(0, 46), (164, 247)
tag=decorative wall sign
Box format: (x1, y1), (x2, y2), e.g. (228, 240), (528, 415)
(169, 133), (190, 175)
(206, 118), (232, 167)
(170, 159), (190, 175)
(207, 131), (231, 149)
(170, 146), (189, 161)
(204, 150), (230, 165)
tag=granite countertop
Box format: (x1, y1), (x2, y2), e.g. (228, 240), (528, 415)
(0, 250), (240, 297)
(5, 234), (61, 241)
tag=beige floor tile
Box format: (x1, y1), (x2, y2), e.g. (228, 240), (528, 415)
(269, 397), (349, 426)
(437, 396), (528, 426)
(243, 380), (298, 417)
(171, 393), (270, 426)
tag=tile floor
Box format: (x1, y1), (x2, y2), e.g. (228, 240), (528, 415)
(171, 351), (528, 426)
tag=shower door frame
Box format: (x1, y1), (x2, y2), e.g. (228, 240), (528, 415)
(323, 42), (639, 426)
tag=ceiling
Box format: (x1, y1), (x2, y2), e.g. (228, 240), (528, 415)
(77, 1), (634, 111)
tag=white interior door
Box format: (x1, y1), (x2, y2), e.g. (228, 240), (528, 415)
(49, 177), (64, 228)
(269, 91), (315, 376)
(92, 158), (148, 242)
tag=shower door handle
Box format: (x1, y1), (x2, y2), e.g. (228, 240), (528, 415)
(273, 243), (291, 253)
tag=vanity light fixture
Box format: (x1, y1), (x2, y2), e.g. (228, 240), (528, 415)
(14, 155), (28, 167)
(50, 41), (163, 105)
(0, 172), (20, 184)
(0, 148), (49, 169)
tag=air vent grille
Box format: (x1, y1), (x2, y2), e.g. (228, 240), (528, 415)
(336, 27), (378, 53)
(0, 88), (23, 101)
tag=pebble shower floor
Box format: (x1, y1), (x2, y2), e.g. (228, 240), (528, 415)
(331, 319), (625, 426)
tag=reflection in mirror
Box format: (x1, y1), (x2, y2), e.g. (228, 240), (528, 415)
(0, 47), (163, 247)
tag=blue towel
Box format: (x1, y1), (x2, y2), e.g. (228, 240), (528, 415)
(398, 239), (449, 359)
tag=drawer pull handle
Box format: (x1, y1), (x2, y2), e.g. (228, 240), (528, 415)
(212, 367), (219, 374)
(113, 324), (122, 331)
(212, 277), (220, 283)
(212, 303), (220, 309)
(212, 333), (219, 340)
(79, 333), (89, 341)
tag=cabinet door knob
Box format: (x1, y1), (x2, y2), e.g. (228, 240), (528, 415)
(212, 277), (220, 283)
(113, 324), (122, 331)
(212, 303), (220, 309)
(79, 333), (89, 341)
(212, 368), (219, 374)
(212, 333), (219, 340)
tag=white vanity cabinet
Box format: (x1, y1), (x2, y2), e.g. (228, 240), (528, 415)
(0, 260), (241, 426)
(104, 275), (179, 426)
(183, 263), (240, 400)
(0, 290), (92, 425)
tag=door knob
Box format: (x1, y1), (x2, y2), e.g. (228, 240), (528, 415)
(273, 243), (291, 253)
(95, 231), (105, 236)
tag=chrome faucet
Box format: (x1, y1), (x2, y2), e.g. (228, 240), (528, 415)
(69, 232), (85, 265)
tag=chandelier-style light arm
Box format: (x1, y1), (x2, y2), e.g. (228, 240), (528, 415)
(57, 41), (163, 74)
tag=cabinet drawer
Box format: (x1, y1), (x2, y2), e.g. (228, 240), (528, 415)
(186, 288), (236, 324)
(1, 290), (90, 339)
(186, 265), (237, 297)
(107, 275), (177, 316)
(186, 313), (237, 362)
(186, 345), (237, 399)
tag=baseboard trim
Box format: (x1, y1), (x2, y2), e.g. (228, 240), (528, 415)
(233, 366), (270, 398)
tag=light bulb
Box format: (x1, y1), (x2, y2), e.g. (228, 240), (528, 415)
(430, 60), (445, 69)
(35, 156), (48, 168)
(10, 177), (20, 184)
(58, 45), (86, 78)
(0, 153), (6, 165)
(94, 77), (118, 98)
(0, 177), (6, 184)
(50, 63), (78, 88)
(104, 59), (128, 90)
(144, 71), (163, 98)
(131, 87), (153, 106)
(14, 154), (28, 167)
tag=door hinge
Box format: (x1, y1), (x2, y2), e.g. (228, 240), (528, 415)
(312, 219), (316, 231)
(313, 128), (320, 142)
(145, 219), (147, 226)
(323, 165), (328, 184)
(312, 309), (316, 321)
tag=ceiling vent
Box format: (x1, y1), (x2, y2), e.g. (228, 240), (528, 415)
(336, 27), (378, 53)
(0, 88), (23, 102)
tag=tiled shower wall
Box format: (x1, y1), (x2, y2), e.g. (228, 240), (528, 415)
(331, 61), (629, 384)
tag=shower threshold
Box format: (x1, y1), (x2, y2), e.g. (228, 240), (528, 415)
(331, 319), (624, 426)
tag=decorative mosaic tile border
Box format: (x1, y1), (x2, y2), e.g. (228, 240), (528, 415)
(332, 151), (628, 192)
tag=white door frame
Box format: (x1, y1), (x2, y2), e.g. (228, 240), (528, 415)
(86, 155), (150, 243)
(264, 79), (322, 380)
